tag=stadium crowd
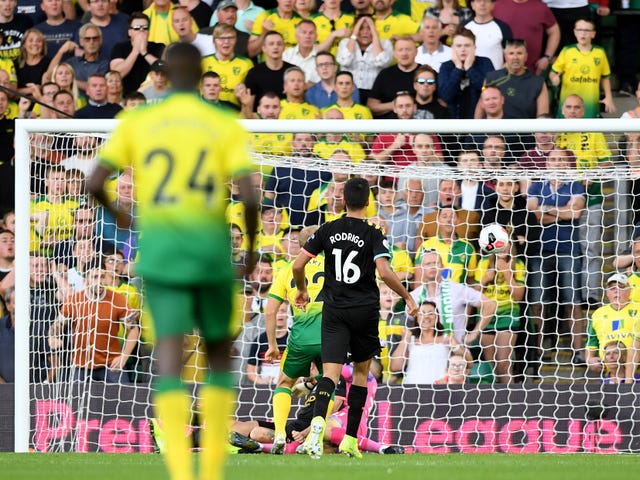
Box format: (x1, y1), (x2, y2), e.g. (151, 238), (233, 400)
(0, 0), (639, 386)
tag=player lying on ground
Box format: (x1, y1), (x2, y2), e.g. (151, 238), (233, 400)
(229, 365), (404, 455)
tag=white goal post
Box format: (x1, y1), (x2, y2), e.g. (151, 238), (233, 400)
(13, 117), (640, 454)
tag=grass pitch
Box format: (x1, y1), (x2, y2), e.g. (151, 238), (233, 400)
(1, 453), (640, 480)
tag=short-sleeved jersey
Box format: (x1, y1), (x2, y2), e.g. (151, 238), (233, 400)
(322, 102), (373, 120)
(556, 131), (611, 206)
(268, 255), (324, 345)
(312, 137), (366, 163)
(99, 92), (252, 285)
(0, 58), (17, 83)
(587, 302), (640, 359)
(60, 289), (131, 369)
(374, 13), (419, 41)
(302, 217), (391, 307)
(415, 235), (478, 284)
(629, 272), (640, 304)
(311, 13), (355, 55)
(552, 45), (611, 119)
(201, 55), (254, 106)
(307, 182), (376, 217)
(143, 4), (198, 44)
(474, 256), (526, 314)
(251, 132), (293, 156)
(278, 99), (320, 120)
(251, 9), (302, 48)
(30, 197), (80, 252)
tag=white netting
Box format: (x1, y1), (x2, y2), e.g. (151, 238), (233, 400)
(14, 119), (640, 453)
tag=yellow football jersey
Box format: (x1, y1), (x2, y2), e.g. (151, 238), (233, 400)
(375, 13), (419, 41)
(201, 55), (254, 106)
(278, 99), (320, 120)
(251, 9), (302, 48)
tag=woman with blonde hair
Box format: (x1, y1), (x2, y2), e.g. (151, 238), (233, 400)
(16, 28), (50, 96)
(105, 70), (124, 106)
(50, 63), (86, 110)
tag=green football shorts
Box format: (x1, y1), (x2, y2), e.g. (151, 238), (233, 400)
(145, 279), (233, 342)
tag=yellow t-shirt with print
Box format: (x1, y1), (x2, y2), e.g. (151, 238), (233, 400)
(322, 102), (373, 120)
(311, 13), (355, 55)
(251, 9), (302, 48)
(312, 136), (366, 163)
(201, 54), (254, 106)
(279, 99), (320, 119)
(30, 197), (79, 252)
(587, 302), (640, 359)
(375, 12), (419, 41)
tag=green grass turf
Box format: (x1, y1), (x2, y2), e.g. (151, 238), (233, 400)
(2, 453), (640, 480)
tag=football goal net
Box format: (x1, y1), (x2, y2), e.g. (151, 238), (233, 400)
(12, 117), (640, 454)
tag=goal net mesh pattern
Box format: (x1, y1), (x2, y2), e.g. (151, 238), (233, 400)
(15, 119), (640, 453)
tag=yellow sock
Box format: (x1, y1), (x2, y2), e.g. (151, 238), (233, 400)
(272, 388), (292, 436)
(155, 390), (194, 480)
(199, 385), (235, 480)
(326, 399), (334, 421)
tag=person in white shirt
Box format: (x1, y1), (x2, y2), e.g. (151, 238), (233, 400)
(172, 6), (215, 56)
(336, 14), (392, 104)
(414, 15), (451, 73)
(283, 20), (320, 84)
(463, 0), (512, 70)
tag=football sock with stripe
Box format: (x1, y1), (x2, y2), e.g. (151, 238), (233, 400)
(272, 387), (292, 436)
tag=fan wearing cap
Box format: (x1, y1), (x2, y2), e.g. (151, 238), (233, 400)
(586, 273), (640, 379)
(203, 0), (251, 58)
(138, 60), (169, 103)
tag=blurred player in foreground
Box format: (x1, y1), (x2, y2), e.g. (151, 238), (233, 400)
(87, 42), (258, 480)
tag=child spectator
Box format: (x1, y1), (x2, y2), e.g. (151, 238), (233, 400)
(549, 18), (614, 118)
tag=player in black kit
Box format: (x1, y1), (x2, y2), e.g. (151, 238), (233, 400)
(292, 177), (418, 459)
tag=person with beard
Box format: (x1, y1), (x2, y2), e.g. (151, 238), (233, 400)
(483, 39), (548, 119)
(264, 133), (331, 227)
(412, 65), (450, 120)
(48, 265), (139, 383)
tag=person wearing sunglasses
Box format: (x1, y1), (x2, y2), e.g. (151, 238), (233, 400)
(413, 64), (450, 119)
(110, 12), (165, 93)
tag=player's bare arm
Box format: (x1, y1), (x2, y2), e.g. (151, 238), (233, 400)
(238, 174), (259, 276)
(292, 253), (312, 311)
(375, 256), (418, 318)
(264, 296), (282, 363)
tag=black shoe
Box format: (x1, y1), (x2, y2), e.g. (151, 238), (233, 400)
(382, 446), (405, 454)
(228, 431), (262, 453)
(619, 83), (635, 97)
